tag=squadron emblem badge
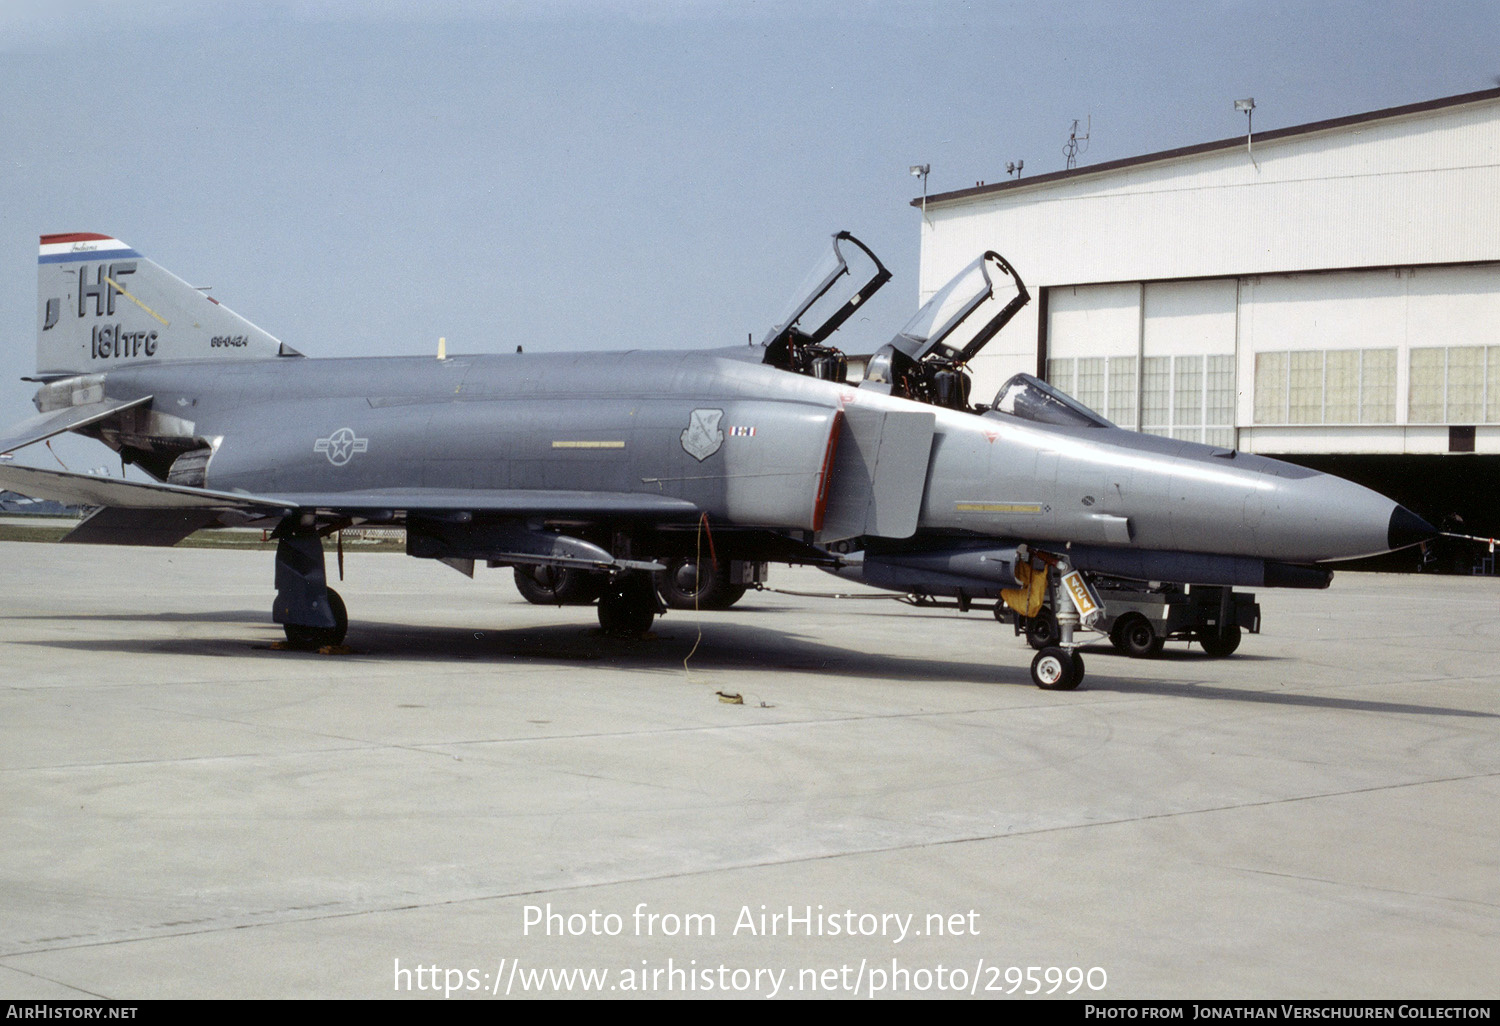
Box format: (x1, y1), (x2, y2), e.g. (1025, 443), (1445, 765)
(680, 408), (724, 462)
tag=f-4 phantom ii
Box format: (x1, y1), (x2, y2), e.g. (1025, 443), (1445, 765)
(0, 230), (1434, 689)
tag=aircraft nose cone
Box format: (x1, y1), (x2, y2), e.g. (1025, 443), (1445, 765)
(1388, 505), (1437, 551)
(1230, 467), (1436, 562)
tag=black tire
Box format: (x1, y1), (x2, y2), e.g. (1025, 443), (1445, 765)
(1111, 613), (1163, 658)
(598, 574), (658, 635)
(1025, 608), (1058, 650)
(1031, 645), (1082, 690)
(513, 566), (605, 606)
(284, 587), (348, 649)
(655, 558), (746, 610)
(1198, 624), (1242, 658)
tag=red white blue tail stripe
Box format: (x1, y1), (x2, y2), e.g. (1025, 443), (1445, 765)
(39, 233), (140, 264)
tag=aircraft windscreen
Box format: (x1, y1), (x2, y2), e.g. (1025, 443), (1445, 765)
(992, 373), (1115, 428)
(761, 233), (884, 346)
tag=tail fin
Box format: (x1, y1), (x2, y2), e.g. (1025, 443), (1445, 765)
(36, 233), (298, 377)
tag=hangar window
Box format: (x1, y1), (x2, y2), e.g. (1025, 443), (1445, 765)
(1139, 354), (1235, 447)
(1255, 348), (1397, 425)
(1045, 355), (1137, 428)
(1255, 352), (1288, 424)
(1408, 345), (1500, 424)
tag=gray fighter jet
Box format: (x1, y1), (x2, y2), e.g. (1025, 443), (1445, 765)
(0, 231), (1434, 689)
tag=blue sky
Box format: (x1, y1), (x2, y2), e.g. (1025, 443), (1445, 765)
(3, 0), (1499, 470)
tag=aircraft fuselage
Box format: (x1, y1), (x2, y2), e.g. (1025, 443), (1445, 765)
(91, 347), (1417, 578)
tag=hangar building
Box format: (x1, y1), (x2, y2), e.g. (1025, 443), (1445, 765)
(914, 87), (1500, 562)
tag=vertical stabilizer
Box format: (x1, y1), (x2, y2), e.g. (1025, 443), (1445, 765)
(37, 233), (294, 377)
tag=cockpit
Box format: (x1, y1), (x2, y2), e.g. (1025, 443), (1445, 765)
(760, 231), (890, 381)
(861, 250), (1029, 410)
(756, 231), (1110, 428)
(759, 231), (1032, 415)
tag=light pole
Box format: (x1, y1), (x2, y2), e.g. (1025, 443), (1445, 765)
(1235, 98), (1258, 169)
(910, 163), (930, 218)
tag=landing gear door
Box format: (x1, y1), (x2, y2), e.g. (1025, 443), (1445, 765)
(1061, 569), (1103, 629)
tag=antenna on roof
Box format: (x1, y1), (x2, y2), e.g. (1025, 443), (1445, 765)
(1064, 116), (1090, 170)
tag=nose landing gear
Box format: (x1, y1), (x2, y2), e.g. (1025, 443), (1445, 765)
(1030, 646), (1084, 690)
(1018, 551), (1097, 690)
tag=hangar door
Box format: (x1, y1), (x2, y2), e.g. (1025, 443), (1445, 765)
(1047, 280), (1237, 446)
(1240, 263), (1500, 427)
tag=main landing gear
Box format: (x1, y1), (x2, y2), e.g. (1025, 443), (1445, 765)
(596, 571), (662, 636)
(272, 529), (349, 649)
(655, 557), (748, 610)
(285, 587), (348, 649)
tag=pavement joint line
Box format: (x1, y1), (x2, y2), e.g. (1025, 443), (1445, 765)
(5, 688), (1493, 773)
(0, 703), (1123, 774)
(3, 767), (1495, 960)
(1211, 864), (1500, 912)
(0, 963), (108, 999)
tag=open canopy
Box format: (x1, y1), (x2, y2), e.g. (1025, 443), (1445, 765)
(887, 251), (1029, 364)
(760, 231), (890, 350)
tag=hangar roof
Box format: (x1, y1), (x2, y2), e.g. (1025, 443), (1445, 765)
(915, 85), (1500, 208)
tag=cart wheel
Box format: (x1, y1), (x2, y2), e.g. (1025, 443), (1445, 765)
(1025, 608), (1058, 650)
(1198, 624), (1242, 658)
(1111, 613), (1163, 658)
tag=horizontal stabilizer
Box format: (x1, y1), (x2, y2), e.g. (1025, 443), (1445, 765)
(65, 507), (226, 546)
(0, 395), (152, 455)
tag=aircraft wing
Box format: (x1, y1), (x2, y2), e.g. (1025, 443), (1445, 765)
(262, 488), (702, 521)
(0, 395), (154, 455)
(0, 462), (702, 547)
(0, 462), (281, 512)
